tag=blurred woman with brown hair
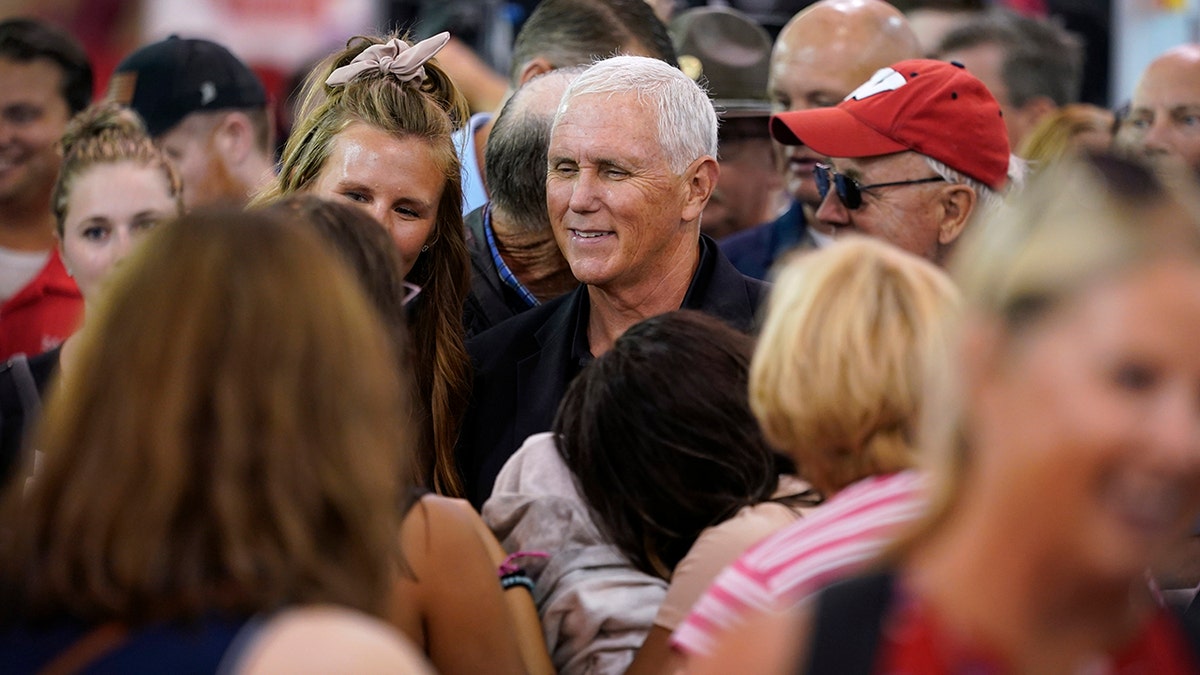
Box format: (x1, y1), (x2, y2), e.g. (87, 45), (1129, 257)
(258, 31), (471, 497)
(0, 210), (429, 672)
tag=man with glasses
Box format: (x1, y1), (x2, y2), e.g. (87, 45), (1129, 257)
(719, 0), (922, 280)
(770, 58), (1010, 264)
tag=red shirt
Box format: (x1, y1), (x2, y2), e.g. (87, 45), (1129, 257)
(880, 592), (1200, 675)
(0, 249), (82, 361)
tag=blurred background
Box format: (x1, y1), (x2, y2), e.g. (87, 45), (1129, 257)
(0, 0), (1192, 115)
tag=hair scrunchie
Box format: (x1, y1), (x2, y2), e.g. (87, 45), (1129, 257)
(325, 32), (451, 87)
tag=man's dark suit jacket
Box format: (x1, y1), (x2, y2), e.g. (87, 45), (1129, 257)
(719, 199), (816, 281)
(456, 235), (768, 507)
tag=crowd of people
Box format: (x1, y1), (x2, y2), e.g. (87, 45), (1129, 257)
(0, 0), (1199, 673)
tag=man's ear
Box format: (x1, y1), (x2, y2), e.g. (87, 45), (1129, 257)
(211, 111), (256, 166)
(937, 183), (977, 247)
(681, 156), (719, 223)
(516, 57), (554, 87)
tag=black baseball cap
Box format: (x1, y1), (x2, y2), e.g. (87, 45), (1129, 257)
(108, 36), (266, 137)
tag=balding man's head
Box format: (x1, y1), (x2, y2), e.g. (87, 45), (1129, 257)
(772, 0), (921, 107)
(1129, 44), (1200, 173)
(486, 68), (581, 231)
(770, 0), (921, 204)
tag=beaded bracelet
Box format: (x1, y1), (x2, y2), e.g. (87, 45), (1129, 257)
(500, 573), (535, 592)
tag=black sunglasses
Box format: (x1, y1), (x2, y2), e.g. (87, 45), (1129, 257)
(814, 163), (946, 210)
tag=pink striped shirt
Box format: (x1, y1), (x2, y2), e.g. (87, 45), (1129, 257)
(669, 471), (927, 657)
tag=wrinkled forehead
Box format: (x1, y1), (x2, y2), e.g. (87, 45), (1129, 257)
(548, 92), (672, 171)
(553, 90), (656, 132)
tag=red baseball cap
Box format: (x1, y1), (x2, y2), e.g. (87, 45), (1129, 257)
(770, 59), (1010, 191)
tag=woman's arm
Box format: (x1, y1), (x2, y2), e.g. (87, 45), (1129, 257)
(389, 494), (534, 675)
(624, 625), (679, 675)
(435, 38), (507, 113)
(454, 498), (556, 675)
(629, 501), (801, 674)
(684, 608), (806, 675)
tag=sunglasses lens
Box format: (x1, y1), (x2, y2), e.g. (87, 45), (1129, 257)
(814, 166), (831, 199)
(835, 175), (862, 209)
(815, 165), (862, 210)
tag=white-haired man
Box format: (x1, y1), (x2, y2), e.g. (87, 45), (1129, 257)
(770, 58), (1010, 264)
(457, 55), (766, 506)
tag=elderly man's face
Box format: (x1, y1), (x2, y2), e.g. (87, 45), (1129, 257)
(547, 92), (699, 294)
(1129, 51), (1200, 173)
(813, 152), (952, 261)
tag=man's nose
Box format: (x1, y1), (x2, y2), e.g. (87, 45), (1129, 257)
(1148, 387), (1200, 471)
(814, 188), (849, 229)
(568, 172), (601, 213)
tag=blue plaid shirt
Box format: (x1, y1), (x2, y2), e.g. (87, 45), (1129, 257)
(483, 205), (539, 308)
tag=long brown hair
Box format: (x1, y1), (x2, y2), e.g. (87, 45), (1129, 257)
(0, 210), (412, 624)
(257, 34), (471, 496)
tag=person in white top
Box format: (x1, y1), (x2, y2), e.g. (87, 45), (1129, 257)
(485, 310), (817, 675)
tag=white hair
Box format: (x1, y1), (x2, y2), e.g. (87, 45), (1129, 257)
(922, 155), (1006, 218)
(554, 55), (717, 174)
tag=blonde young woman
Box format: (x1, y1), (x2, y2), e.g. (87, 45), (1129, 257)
(694, 154), (1200, 674)
(0, 103), (182, 487)
(258, 32), (470, 497)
